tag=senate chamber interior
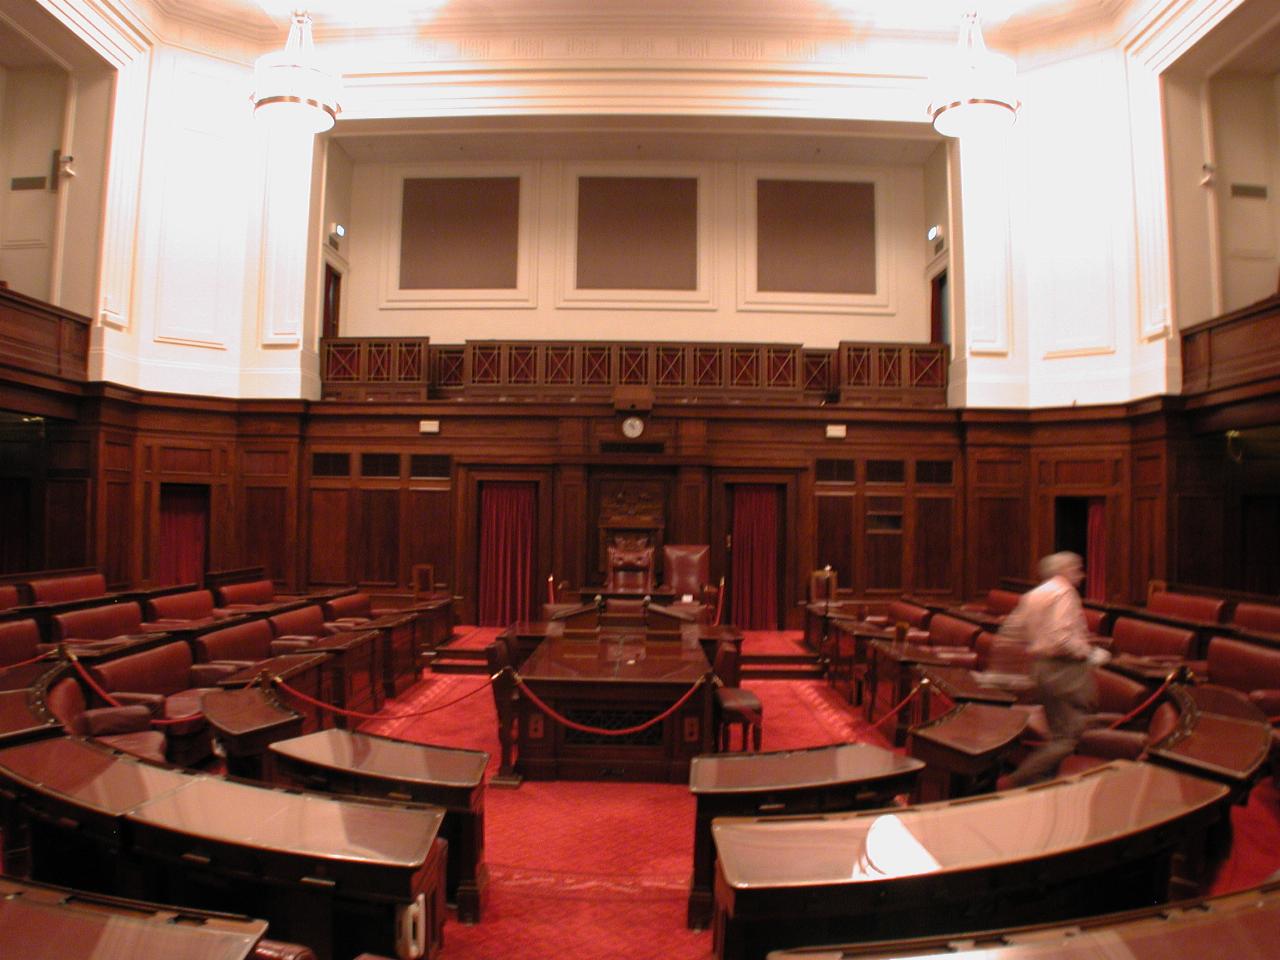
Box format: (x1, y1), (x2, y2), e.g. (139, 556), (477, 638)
(1, 0), (1279, 958)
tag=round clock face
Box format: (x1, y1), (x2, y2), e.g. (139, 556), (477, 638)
(621, 415), (645, 439)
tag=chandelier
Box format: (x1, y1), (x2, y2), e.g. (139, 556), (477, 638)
(252, 10), (341, 134)
(928, 11), (1019, 139)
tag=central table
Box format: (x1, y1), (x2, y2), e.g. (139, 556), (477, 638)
(515, 634), (713, 782)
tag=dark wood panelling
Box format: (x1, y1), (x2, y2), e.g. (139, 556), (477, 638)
(1175, 494), (1225, 586)
(104, 442), (131, 472)
(242, 450), (290, 476)
(815, 493), (854, 588)
(973, 496), (1027, 594)
(159, 446), (213, 474)
(406, 488), (453, 590)
(553, 466), (588, 589)
(975, 458), (1024, 485)
(1053, 459), (1111, 485)
(100, 480), (131, 583)
(864, 533), (903, 592)
(44, 478), (90, 570)
(358, 489), (399, 585)
(913, 496), (953, 592)
(308, 489), (351, 585)
(244, 486), (289, 584)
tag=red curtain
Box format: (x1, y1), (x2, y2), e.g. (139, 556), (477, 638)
(158, 484), (208, 586)
(1085, 498), (1106, 601)
(478, 482), (537, 626)
(730, 485), (779, 629)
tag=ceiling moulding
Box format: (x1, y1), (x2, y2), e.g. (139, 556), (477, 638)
(991, 0), (1133, 52)
(1121, 0), (1250, 71)
(32, 0), (152, 66)
(150, 0), (279, 45)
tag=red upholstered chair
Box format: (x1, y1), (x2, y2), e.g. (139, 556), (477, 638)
(88, 641), (239, 766)
(662, 544), (716, 605)
(214, 579), (276, 607)
(1014, 667), (1148, 747)
(44, 677), (167, 764)
(144, 589), (218, 622)
(604, 545), (655, 593)
(974, 631), (1031, 675)
(322, 592), (374, 625)
(1232, 602), (1280, 637)
(27, 572), (107, 605)
(1057, 700), (1181, 777)
(0, 619), (42, 667)
(961, 589), (1022, 619)
(1147, 590), (1228, 623)
(712, 641), (763, 752)
(922, 614), (982, 668)
(1204, 637), (1280, 717)
(0, 584), (21, 611)
(1110, 616), (1198, 662)
(267, 605), (341, 642)
(193, 619), (296, 666)
(52, 602), (145, 643)
(253, 941), (319, 960)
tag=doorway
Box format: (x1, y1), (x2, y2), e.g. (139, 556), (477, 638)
(322, 262), (342, 339)
(1054, 496), (1106, 601)
(157, 484), (210, 586)
(727, 484), (784, 629)
(477, 481), (538, 626)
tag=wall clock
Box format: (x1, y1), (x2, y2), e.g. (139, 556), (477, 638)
(621, 415), (645, 439)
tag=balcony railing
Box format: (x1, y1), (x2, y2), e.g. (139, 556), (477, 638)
(0, 286), (91, 382)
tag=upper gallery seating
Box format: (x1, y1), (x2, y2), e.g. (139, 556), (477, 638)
(0, 619), (42, 667)
(44, 675), (167, 763)
(87, 640), (241, 765)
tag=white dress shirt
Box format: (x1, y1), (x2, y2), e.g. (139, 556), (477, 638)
(999, 575), (1092, 660)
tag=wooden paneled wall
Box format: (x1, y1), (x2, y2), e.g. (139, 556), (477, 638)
(6, 381), (1278, 616)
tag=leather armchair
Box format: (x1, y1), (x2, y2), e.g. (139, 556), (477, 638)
(605, 545), (655, 593)
(661, 544), (716, 605)
(0, 618), (42, 667)
(45, 677), (167, 764)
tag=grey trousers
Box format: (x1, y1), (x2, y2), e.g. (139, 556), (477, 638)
(1004, 656), (1097, 787)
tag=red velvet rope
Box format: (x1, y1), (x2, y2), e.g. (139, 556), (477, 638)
(66, 654), (203, 728)
(713, 579), (725, 627)
(0, 651), (57, 671)
(1105, 673), (1176, 731)
(514, 671), (708, 737)
(867, 682), (925, 732)
(273, 672), (492, 722)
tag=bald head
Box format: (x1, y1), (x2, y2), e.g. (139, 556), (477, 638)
(1039, 551), (1084, 586)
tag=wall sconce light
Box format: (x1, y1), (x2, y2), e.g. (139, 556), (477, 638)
(328, 222), (346, 247)
(927, 224), (944, 243)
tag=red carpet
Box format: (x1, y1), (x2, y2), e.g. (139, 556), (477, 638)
(355, 629), (1280, 960)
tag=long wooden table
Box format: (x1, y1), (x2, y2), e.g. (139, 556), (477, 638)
(711, 760), (1229, 960)
(269, 728), (490, 923)
(687, 743), (923, 930)
(515, 633), (713, 782)
(765, 878), (1280, 959)
(0, 736), (447, 960)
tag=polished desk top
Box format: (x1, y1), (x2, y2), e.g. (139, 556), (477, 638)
(217, 652), (330, 688)
(127, 775), (442, 869)
(0, 736), (196, 815)
(1149, 684), (1272, 783)
(0, 688), (61, 744)
(713, 761), (1227, 890)
(269, 729), (488, 789)
(764, 880), (1280, 959)
(868, 640), (969, 667)
(691, 744), (923, 795)
(201, 686), (299, 738)
(520, 634), (710, 683)
(909, 703), (1029, 758)
(0, 884), (264, 960)
(919, 665), (1021, 705)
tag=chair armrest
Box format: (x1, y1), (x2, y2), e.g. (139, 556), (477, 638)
(207, 659), (257, 671)
(189, 662), (243, 685)
(1076, 728), (1149, 760)
(1248, 689), (1280, 719)
(109, 692), (166, 716)
(271, 638), (315, 654)
(82, 705), (154, 736)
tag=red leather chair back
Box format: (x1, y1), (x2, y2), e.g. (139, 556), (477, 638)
(53, 602), (143, 641)
(268, 605), (326, 638)
(1207, 636), (1280, 694)
(1232, 602), (1280, 636)
(28, 572), (107, 604)
(1095, 667), (1147, 714)
(605, 546), (654, 592)
(663, 544), (710, 595)
(146, 589), (215, 620)
(216, 580), (275, 605)
(0, 619), (41, 667)
(975, 631), (1030, 674)
(1110, 617), (1196, 659)
(986, 589), (1022, 615)
(927, 614), (982, 649)
(1147, 590), (1227, 623)
(195, 620), (275, 662)
(323, 592), (372, 619)
(0, 584), (21, 611)
(886, 600), (931, 629)
(93, 641), (194, 697)
(45, 677), (89, 733)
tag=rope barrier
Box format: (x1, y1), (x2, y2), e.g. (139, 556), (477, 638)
(867, 681), (926, 733)
(514, 671), (708, 737)
(0, 650), (58, 672)
(1105, 672), (1176, 731)
(65, 652), (203, 728)
(273, 672), (493, 723)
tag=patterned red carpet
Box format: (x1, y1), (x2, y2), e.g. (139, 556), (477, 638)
(356, 629), (1280, 960)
